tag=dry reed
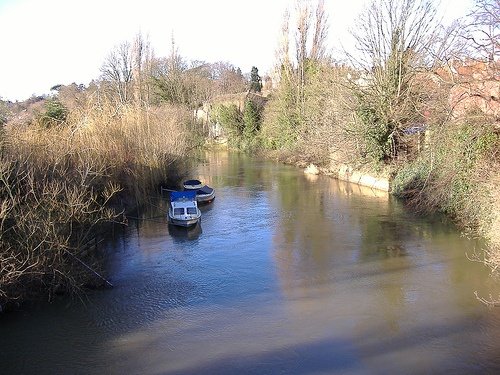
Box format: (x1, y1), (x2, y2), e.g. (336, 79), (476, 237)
(0, 99), (194, 308)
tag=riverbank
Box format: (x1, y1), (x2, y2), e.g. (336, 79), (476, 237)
(303, 162), (390, 192)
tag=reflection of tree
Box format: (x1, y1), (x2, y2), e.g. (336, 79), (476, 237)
(272, 173), (343, 298)
(195, 151), (271, 190)
(358, 214), (409, 260)
(272, 171), (413, 332)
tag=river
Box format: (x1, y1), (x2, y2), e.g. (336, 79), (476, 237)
(1, 151), (499, 375)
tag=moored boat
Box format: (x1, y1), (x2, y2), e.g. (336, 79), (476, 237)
(167, 191), (201, 227)
(183, 179), (216, 203)
(183, 179), (204, 190)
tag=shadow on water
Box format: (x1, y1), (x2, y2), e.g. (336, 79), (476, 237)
(151, 314), (500, 375)
(167, 222), (203, 241)
(95, 281), (500, 375)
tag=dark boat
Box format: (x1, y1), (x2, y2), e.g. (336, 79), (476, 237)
(183, 179), (216, 203)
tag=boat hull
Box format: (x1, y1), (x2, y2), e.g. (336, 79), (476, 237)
(167, 215), (200, 227)
(196, 190), (215, 203)
(183, 182), (216, 203)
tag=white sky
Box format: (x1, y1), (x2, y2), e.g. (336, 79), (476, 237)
(0, 0), (471, 101)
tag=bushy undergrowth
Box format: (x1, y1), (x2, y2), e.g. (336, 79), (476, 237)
(393, 114), (499, 238)
(261, 63), (357, 166)
(0, 99), (193, 307)
(213, 99), (263, 152)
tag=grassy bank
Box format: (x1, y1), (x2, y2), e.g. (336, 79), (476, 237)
(391, 113), (500, 270)
(0, 99), (195, 310)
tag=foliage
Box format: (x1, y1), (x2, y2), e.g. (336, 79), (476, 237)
(260, 78), (300, 150)
(261, 59), (357, 167)
(260, 0), (331, 153)
(393, 114), (499, 235)
(0, 100), (8, 126)
(391, 159), (430, 197)
(0, 93), (193, 307)
(250, 66), (262, 93)
(214, 104), (243, 138)
(242, 100), (261, 138)
(0, 154), (121, 304)
(152, 75), (193, 107)
(36, 98), (68, 127)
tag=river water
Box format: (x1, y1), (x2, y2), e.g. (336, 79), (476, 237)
(1, 151), (500, 375)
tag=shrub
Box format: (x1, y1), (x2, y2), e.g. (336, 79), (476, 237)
(393, 113), (499, 236)
(391, 159), (430, 198)
(213, 104), (243, 139)
(37, 98), (68, 127)
(242, 100), (261, 138)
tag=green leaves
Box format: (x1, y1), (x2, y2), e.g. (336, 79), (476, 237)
(250, 66), (262, 93)
(37, 99), (67, 127)
(214, 104), (243, 137)
(243, 100), (261, 137)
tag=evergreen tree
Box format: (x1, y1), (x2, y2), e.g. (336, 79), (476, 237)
(243, 100), (261, 138)
(250, 66), (262, 92)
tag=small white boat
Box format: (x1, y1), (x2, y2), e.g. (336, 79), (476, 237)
(167, 191), (201, 227)
(183, 179), (216, 203)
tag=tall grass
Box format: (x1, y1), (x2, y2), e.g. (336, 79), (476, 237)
(0, 99), (194, 308)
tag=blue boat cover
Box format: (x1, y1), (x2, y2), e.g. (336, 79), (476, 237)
(170, 190), (196, 201)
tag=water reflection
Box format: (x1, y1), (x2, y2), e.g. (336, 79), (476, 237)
(168, 222), (203, 241)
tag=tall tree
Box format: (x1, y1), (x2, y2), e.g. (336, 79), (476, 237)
(310, 0), (329, 61)
(132, 32), (154, 105)
(261, 0), (330, 149)
(100, 42), (134, 104)
(348, 0), (440, 161)
(294, 0), (329, 114)
(212, 62), (247, 94)
(295, 1), (310, 113)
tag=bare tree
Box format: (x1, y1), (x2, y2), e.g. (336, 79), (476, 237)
(294, 0), (330, 115)
(167, 32), (186, 76)
(132, 33), (148, 105)
(273, 9), (293, 88)
(426, 20), (471, 64)
(464, 0), (500, 61)
(100, 42), (134, 104)
(352, 0), (439, 70)
(210, 62), (247, 95)
(295, 2), (310, 115)
(310, 0), (329, 61)
(348, 0), (441, 161)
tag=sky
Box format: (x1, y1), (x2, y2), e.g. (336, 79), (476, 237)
(0, 0), (472, 102)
